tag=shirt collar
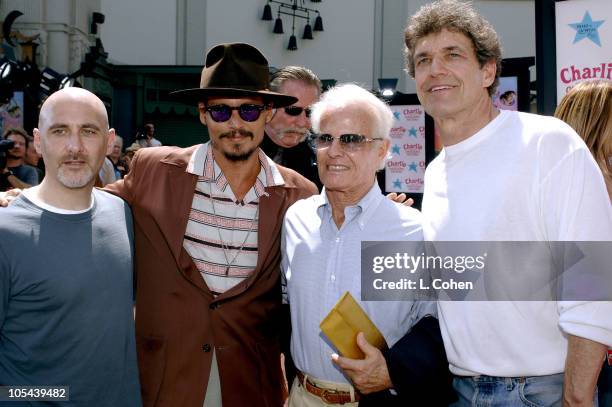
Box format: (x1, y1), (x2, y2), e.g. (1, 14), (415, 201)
(316, 181), (384, 230)
(260, 148), (285, 187)
(186, 143), (207, 175)
(186, 142), (285, 193)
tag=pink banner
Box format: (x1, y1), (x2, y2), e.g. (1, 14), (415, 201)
(385, 105), (426, 193)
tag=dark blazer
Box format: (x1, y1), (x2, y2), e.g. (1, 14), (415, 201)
(359, 316), (455, 407)
(105, 145), (317, 407)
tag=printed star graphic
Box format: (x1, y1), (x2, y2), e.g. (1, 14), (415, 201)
(392, 144), (401, 155)
(569, 11), (605, 47)
(393, 112), (401, 120)
(408, 162), (418, 172)
(408, 127), (418, 137)
(393, 179), (402, 189)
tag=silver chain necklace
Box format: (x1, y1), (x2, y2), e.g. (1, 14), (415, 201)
(208, 181), (259, 276)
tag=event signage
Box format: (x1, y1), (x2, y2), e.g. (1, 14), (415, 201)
(385, 105), (426, 193)
(555, 0), (611, 102)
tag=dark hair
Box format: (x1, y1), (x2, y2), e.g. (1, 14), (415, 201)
(3, 127), (29, 148)
(404, 0), (502, 96)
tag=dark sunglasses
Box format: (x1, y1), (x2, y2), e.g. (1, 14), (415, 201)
(284, 106), (312, 118)
(205, 104), (268, 122)
(310, 133), (384, 151)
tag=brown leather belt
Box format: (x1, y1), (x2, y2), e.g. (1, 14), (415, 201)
(296, 370), (360, 404)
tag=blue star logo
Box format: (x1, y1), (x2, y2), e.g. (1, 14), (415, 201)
(408, 162), (418, 172)
(391, 144), (401, 155)
(393, 111), (401, 120)
(569, 11), (605, 47)
(408, 127), (418, 138)
(393, 179), (402, 189)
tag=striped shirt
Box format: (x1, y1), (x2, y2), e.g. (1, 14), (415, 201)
(183, 142), (284, 295)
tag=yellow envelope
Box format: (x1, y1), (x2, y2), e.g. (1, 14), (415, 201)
(319, 291), (387, 360)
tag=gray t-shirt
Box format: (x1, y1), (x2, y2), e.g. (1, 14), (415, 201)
(0, 189), (141, 406)
(9, 164), (39, 185)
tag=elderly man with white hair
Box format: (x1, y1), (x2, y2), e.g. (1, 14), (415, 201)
(282, 83), (452, 406)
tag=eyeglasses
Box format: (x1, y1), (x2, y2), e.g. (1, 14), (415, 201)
(284, 106), (312, 118)
(310, 133), (384, 152)
(205, 104), (268, 122)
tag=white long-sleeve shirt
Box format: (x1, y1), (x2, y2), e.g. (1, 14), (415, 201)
(283, 183), (435, 382)
(422, 110), (612, 376)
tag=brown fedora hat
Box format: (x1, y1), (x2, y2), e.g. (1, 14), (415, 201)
(170, 43), (297, 107)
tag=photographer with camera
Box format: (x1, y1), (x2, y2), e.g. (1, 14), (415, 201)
(1, 128), (39, 191)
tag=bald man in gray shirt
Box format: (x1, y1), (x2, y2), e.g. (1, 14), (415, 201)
(0, 88), (141, 406)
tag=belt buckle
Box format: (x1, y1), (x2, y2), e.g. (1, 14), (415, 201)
(320, 388), (342, 404)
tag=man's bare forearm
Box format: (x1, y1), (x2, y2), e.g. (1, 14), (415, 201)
(563, 334), (606, 406)
(8, 174), (32, 190)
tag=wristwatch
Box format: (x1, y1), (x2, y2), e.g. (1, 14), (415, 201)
(1, 170), (13, 179)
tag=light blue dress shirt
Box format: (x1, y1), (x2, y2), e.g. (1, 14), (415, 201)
(282, 182), (436, 383)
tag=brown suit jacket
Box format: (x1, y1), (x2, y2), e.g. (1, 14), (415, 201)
(105, 145), (317, 407)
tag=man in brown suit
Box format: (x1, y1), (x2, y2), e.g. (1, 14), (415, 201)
(105, 43), (317, 406)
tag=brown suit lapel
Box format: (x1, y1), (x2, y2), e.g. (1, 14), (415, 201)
(158, 150), (211, 294)
(256, 186), (288, 269)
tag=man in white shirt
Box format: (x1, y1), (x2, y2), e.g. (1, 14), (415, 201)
(283, 83), (451, 406)
(404, 1), (612, 406)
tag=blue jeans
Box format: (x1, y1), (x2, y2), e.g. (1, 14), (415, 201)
(598, 362), (612, 407)
(449, 374), (569, 407)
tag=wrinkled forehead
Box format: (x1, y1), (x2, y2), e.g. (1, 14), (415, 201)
(414, 28), (475, 54)
(319, 103), (376, 134)
(278, 80), (320, 106)
(39, 96), (109, 130)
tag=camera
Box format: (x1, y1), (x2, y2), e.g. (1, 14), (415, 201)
(0, 139), (15, 171)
